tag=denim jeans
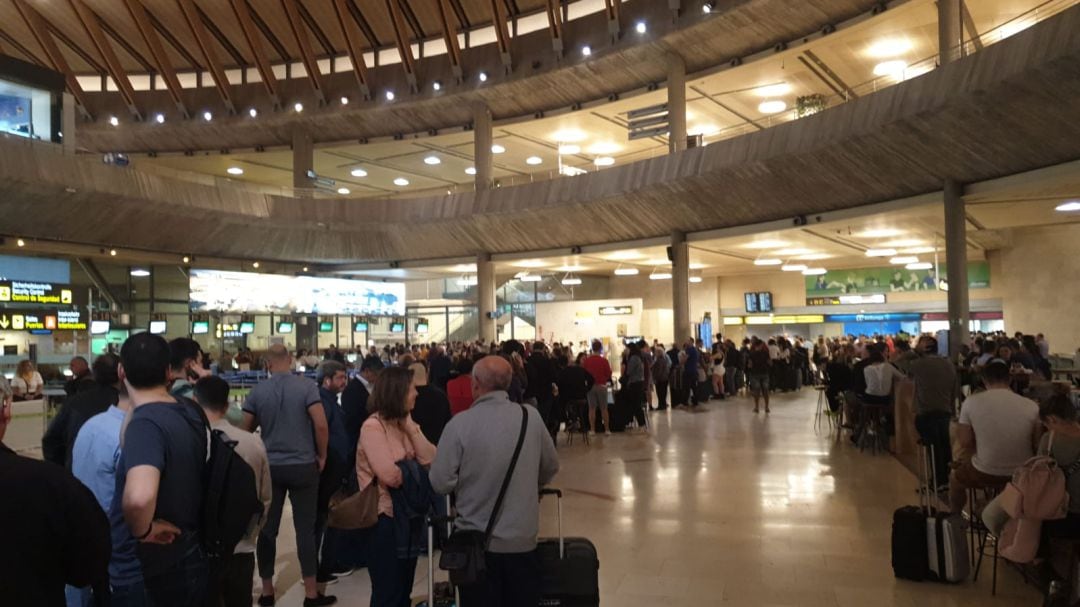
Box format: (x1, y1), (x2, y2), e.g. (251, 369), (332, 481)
(366, 515), (417, 607)
(144, 545), (208, 607)
(110, 580), (152, 607)
(915, 412), (953, 488)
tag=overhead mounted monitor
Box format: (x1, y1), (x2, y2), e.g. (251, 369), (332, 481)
(191, 320), (209, 335)
(390, 322), (405, 333)
(276, 322), (294, 334)
(415, 322), (429, 333)
(353, 321), (368, 332)
(90, 320), (110, 335)
(189, 269), (405, 315)
(239, 321), (255, 334)
(318, 321), (334, 333)
(149, 320), (167, 335)
(744, 292), (759, 314)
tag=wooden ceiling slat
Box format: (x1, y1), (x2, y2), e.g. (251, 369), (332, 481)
(246, 0), (301, 62)
(346, 0), (383, 48)
(296, 3), (337, 57)
(385, 0), (417, 89)
(188, 0), (252, 67)
(229, 0), (281, 106)
(332, 0), (370, 95)
(436, 0), (462, 76)
(0, 26), (49, 66)
(398, 0), (426, 42)
(244, 1), (292, 64)
(99, 19), (156, 73)
(487, 0), (511, 69)
(121, 0), (188, 117)
(299, 0), (347, 55)
(280, 0), (327, 102)
(176, 0), (235, 112)
(11, 0), (91, 116)
(69, 0), (142, 118)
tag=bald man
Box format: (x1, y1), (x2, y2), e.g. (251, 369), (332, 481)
(430, 355), (559, 606)
(242, 344), (335, 606)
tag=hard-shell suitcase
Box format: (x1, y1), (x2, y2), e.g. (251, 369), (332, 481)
(923, 446), (970, 583)
(537, 489), (600, 606)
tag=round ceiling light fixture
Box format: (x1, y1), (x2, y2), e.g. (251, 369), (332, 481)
(294, 102), (303, 112)
(491, 144), (506, 154)
(155, 113), (165, 124)
(424, 156), (441, 165)
(594, 156), (615, 167)
(227, 167), (244, 175)
(393, 177), (410, 187)
(337, 187), (351, 195)
(526, 156), (543, 165)
(350, 168), (368, 177)
(753, 258), (782, 266)
(758, 100), (787, 114)
(465, 167), (477, 175)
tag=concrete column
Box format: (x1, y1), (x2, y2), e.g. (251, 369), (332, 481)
(667, 53), (687, 154)
(61, 92), (76, 154)
(292, 127), (314, 192)
(938, 0), (963, 65)
(473, 105), (493, 192)
(476, 253), (496, 343)
(671, 231), (691, 346)
(943, 179), (969, 359)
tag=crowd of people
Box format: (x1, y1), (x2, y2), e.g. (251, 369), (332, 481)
(3, 326), (1075, 604)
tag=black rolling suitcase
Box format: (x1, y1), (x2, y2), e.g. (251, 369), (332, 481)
(537, 488), (599, 606)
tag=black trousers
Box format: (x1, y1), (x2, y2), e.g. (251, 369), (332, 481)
(460, 550), (541, 607)
(217, 552), (255, 607)
(655, 381), (669, 409)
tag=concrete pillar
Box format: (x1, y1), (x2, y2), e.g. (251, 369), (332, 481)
(943, 179), (969, 359)
(473, 105), (493, 192)
(292, 127), (314, 192)
(61, 92), (76, 154)
(938, 0), (963, 65)
(476, 253), (496, 343)
(667, 53), (687, 154)
(671, 231), (691, 346)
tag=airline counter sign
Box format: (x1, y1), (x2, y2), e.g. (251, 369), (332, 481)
(0, 280), (73, 305)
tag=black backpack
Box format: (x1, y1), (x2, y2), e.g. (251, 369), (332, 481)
(183, 398), (263, 559)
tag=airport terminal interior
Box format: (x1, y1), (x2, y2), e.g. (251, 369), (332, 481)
(2, 0), (1080, 604)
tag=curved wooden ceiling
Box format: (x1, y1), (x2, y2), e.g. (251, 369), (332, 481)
(2, 5), (1080, 266)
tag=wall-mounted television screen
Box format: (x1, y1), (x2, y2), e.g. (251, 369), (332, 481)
(318, 321), (334, 332)
(90, 320), (110, 335)
(354, 321), (368, 332)
(276, 322), (293, 334)
(149, 320), (167, 335)
(390, 322), (404, 333)
(191, 320), (209, 334)
(239, 321), (255, 334)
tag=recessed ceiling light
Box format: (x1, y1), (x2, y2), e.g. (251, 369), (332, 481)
(781, 264), (808, 272)
(337, 187), (351, 195)
(130, 268), (150, 277)
(479, 72), (488, 82)
(109, 116), (119, 126)
(182, 255), (190, 263)
(552, 129), (587, 142)
(594, 156), (615, 167)
(227, 167), (244, 175)
(385, 90), (395, 101)
(109, 249), (117, 256)
(758, 100), (787, 114)
(744, 240), (788, 249)
(702, 2), (715, 13)
(202, 111), (212, 121)
(393, 177), (410, 186)
(582, 45), (591, 56)
(873, 60), (908, 77)
(753, 258), (782, 266)
(614, 267), (640, 276)
(558, 144), (581, 155)
(635, 21), (647, 34)
(302, 266), (309, 272)
(890, 256), (919, 265)
(1056, 201), (1080, 212)
(154, 113), (165, 124)
(802, 268), (827, 275)
(526, 156), (543, 165)
(248, 108), (258, 118)
(294, 102), (303, 112)
(907, 262), (933, 270)
(465, 167), (477, 175)
(351, 168), (368, 177)
(756, 83), (792, 97)
(424, 156), (441, 165)
(252, 261), (260, 268)
(858, 228), (904, 238)
(865, 248), (898, 257)
(16, 238), (25, 247)
(340, 96), (349, 105)
(491, 144), (506, 154)
(433, 81), (441, 91)
(689, 275), (703, 283)
(867, 38), (913, 58)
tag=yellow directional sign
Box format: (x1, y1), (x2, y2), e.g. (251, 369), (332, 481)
(12, 314), (24, 330)
(0, 315), (8, 329)
(0, 286), (9, 302)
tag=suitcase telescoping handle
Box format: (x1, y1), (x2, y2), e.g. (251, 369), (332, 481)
(427, 495), (459, 607)
(540, 488), (564, 559)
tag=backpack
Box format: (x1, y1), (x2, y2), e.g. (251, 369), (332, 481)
(184, 398), (263, 558)
(998, 454), (1069, 521)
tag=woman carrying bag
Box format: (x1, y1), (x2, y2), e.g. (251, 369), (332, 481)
(357, 367), (437, 607)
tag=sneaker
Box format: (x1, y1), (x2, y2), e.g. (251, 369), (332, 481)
(588, 431), (596, 437)
(303, 594), (337, 607)
(316, 573), (338, 585)
(331, 567), (354, 577)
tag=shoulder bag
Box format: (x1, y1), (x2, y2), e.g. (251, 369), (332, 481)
(439, 405), (528, 585)
(328, 417), (395, 530)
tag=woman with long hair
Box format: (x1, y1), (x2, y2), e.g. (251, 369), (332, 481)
(11, 359), (43, 401)
(357, 366), (437, 607)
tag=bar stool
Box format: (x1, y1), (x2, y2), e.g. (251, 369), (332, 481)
(563, 399), (589, 446)
(969, 484), (1005, 594)
(856, 399), (891, 455)
(813, 385), (829, 433)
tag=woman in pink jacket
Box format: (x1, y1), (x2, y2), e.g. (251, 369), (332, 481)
(357, 366), (437, 607)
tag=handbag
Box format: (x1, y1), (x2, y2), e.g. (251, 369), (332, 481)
(439, 405), (528, 586)
(327, 480), (380, 530)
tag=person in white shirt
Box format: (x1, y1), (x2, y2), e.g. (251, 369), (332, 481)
(949, 360), (1041, 513)
(1037, 334), (1050, 359)
(195, 375), (272, 607)
(11, 360), (44, 401)
(862, 349), (903, 405)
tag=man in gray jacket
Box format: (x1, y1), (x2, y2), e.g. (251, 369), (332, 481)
(430, 355), (560, 606)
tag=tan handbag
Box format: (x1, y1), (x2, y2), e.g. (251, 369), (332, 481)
(328, 481), (379, 530)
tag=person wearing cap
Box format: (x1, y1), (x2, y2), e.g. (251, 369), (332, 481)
(948, 359), (1041, 513)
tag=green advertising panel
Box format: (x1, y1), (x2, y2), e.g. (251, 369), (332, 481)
(805, 261), (990, 296)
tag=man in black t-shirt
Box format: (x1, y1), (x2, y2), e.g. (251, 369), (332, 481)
(117, 333), (209, 607)
(747, 338), (772, 414)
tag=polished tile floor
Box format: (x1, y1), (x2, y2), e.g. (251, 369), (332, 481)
(246, 390), (1042, 606)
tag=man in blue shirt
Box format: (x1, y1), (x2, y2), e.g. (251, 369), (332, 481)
(69, 385), (148, 607)
(314, 360), (352, 585)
